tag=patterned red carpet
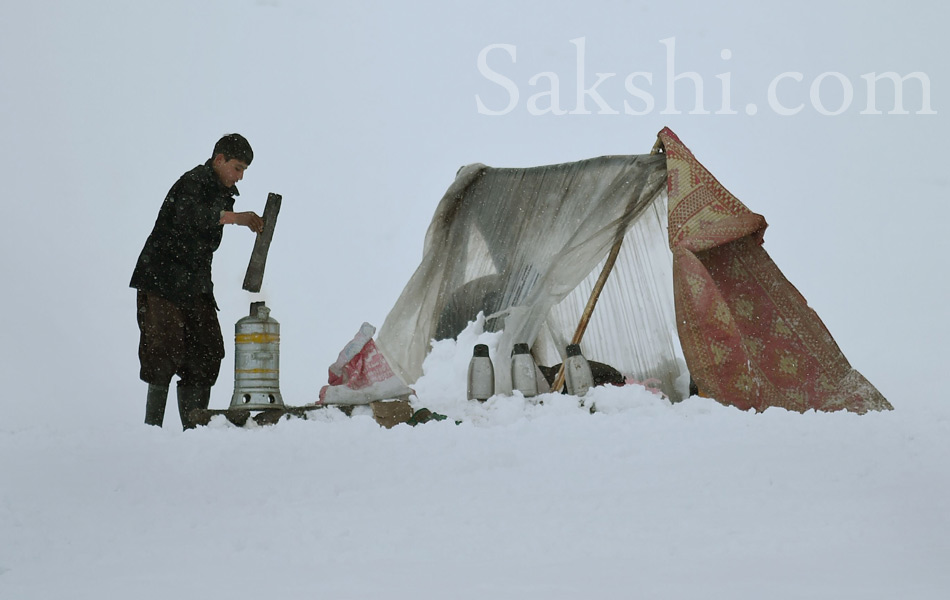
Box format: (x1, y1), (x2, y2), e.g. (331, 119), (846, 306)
(661, 128), (891, 413)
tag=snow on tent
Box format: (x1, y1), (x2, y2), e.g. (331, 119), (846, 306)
(376, 127), (891, 413)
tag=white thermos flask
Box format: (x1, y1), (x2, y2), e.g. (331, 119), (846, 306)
(564, 343), (594, 397)
(467, 344), (495, 401)
(510, 343), (538, 398)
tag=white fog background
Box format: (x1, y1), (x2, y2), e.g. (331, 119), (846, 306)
(1, 1), (948, 598)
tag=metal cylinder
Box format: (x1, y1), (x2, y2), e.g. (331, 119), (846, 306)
(230, 301), (284, 409)
(510, 343), (538, 398)
(564, 343), (593, 397)
(467, 344), (495, 402)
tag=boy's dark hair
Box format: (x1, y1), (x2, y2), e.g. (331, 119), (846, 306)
(212, 133), (253, 165)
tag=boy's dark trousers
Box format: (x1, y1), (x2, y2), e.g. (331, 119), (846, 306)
(136, 291), (224, 428)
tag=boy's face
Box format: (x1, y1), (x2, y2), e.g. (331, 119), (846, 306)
(212, 154), (248, 188)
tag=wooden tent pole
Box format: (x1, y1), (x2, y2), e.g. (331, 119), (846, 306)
(550, 137), (664, 394)
(550, 237), (624, 393)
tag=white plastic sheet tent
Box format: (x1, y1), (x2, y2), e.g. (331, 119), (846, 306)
(377, 153), (689, 401)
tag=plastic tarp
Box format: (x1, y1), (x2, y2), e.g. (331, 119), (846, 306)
(377, 153), (688, 400)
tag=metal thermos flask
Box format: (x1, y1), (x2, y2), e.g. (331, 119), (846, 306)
(510, 343), (538, 397)
(564, 343), (594, 397)
(467, 344), (495, 402)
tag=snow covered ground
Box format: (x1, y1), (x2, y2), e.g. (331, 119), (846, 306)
(2, 331), (949, 599)
(2, 1), (949, 598)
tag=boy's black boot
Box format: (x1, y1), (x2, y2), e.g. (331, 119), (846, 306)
(145, 384), (168, 427)
(178, 385), (212, 430)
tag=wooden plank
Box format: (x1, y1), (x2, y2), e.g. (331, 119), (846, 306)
(189, 402), (446, 428)
(242, 192), (282, 293)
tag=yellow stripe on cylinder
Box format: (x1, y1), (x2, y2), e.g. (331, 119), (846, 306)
(235, 332), (280, 344)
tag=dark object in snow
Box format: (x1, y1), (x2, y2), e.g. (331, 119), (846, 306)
(371, 400), (414, 429)
(191, 404), (350, 427)
(407, 408), (449, 426)
(189, 400), (448, 429)
(538, 361), (625, 393)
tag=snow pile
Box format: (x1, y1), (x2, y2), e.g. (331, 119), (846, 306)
(409, 316), (676, 427)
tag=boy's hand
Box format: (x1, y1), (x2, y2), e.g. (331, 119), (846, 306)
(237, 211), (265, 233)
(220, 211), (265, 233)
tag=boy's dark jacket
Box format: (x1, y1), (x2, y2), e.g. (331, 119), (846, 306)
(130, 160), (238, 306)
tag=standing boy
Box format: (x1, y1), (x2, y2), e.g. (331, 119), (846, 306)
(131, 134), (264, 429)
